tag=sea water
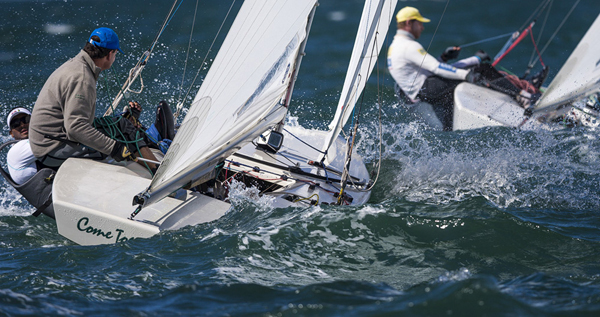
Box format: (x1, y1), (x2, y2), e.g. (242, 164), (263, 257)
(1, 0), (599, 315)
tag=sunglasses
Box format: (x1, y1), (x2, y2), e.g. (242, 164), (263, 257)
(10, 115), (30, 130)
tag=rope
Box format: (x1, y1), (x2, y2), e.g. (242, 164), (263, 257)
(528, 29), (545, 68)
(92, 115), (152, 174)
(293, 193), (319, 205)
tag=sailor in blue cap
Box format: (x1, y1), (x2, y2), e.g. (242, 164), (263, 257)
(29, 27), (159, 170)
(88, 27), (124, 54)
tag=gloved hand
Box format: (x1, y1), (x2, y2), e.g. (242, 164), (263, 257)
(157, 139), (172, 154)
(466, 69), (481, 84)
(440, 46), (460, 62)
(110, 141), (133, 162)
(124, 101), (143, 128)
(475, 50), (491, 62)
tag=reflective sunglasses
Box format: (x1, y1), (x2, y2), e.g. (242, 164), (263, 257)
(10, 115), (30, 130)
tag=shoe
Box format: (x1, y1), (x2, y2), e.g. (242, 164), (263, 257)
(529, 66), (549, 89)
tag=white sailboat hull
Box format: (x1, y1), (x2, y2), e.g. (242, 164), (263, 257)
(452, 83), (570, 131)
(54, 122), (371, 246)
(53, 158), (230, 245)
(453, 83), (525, 130)
(226, 125), (371, 207)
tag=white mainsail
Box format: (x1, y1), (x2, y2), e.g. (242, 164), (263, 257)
(534, 13), (600, 113)
(319, 0), (397, 163)
(136, 0), (318, 208)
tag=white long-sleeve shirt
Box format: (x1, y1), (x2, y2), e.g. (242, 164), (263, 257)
(387, 30), (477, 101)
(7, 140), (37, 185)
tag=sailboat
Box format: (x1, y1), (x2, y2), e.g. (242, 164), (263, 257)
(453, 11), (600, 131)
(408, 2), (600, 131)
(37, 0), (398, 245)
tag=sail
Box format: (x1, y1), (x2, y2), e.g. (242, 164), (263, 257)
(534, 13), (600, 112)
(136, 0), (318, 208)
(319, 0), (397, 163)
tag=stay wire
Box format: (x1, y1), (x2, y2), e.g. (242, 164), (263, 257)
(177, 0), (200, 104)
(175, 0), (237, 118)
(150, 0), (184, 53)
(458, 32), (514, 49)
(409, 0), (451, 96)
(530, 0), (580, 69)
(519, 0), (552, 31)
(527, 0), (552, 67)
(107, 0), (182, 115)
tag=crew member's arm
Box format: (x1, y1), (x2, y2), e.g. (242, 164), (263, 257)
(415, 48), (470, 80)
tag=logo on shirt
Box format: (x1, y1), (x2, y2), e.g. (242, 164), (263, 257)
(75, 94), (85, 100)
(418, 48), (427, 56)
(438, 63), (457, 73)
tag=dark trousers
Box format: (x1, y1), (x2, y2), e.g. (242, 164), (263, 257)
(39, 116), (147, 168)
(417, 76), (462, 131)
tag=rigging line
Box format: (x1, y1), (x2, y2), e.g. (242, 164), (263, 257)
(458, 32), (515, 48)
(518, 0), (552, 31)
(339, 23), (383, 197)
(178, 0), (200, 104)
(409, 0), (451, 95)
(139, 0), (183, 64)
(282, 128), (326, 154)
(347, 34), (383, 193)
(175, 0), (237, 119)
(528, 0), (552, 67)
(530, 0), (580, 69)
(151, 0), (185, 53)
(252, 140), (297, 167)
(106, 0), (182, 115)
(365, 27), (384, 192)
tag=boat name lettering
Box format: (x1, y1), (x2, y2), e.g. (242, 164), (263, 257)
(77, 217), (130, 243)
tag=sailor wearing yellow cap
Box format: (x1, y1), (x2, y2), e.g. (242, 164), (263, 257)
(387, 7), (483, 130)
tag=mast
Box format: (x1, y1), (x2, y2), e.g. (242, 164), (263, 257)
(274, 3), (319, 135)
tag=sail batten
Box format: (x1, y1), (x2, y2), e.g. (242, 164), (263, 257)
(535, 13), (600, 112)
(319, 0), (397, 163)
(136, 0), (318, 208)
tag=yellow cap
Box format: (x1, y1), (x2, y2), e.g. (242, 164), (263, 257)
(396, 6), (430, 23)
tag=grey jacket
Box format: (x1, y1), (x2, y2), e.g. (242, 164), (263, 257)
(29, 50), (116, 158)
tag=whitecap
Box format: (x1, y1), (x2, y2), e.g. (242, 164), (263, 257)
(43, 23), (74, 35)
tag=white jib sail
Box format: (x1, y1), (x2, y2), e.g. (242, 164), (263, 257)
(319, 0), (397, 163)
(137, 0), (318, 208)
(534, 13), (600, 113)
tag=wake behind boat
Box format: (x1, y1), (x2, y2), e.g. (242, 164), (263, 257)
(1, 0), (398, 245)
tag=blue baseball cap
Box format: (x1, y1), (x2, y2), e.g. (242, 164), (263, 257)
(88, 27), (124, 54)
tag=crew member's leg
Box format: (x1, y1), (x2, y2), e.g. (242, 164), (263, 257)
(417, 76), (462, 131)
(38, 143), (104, 169)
